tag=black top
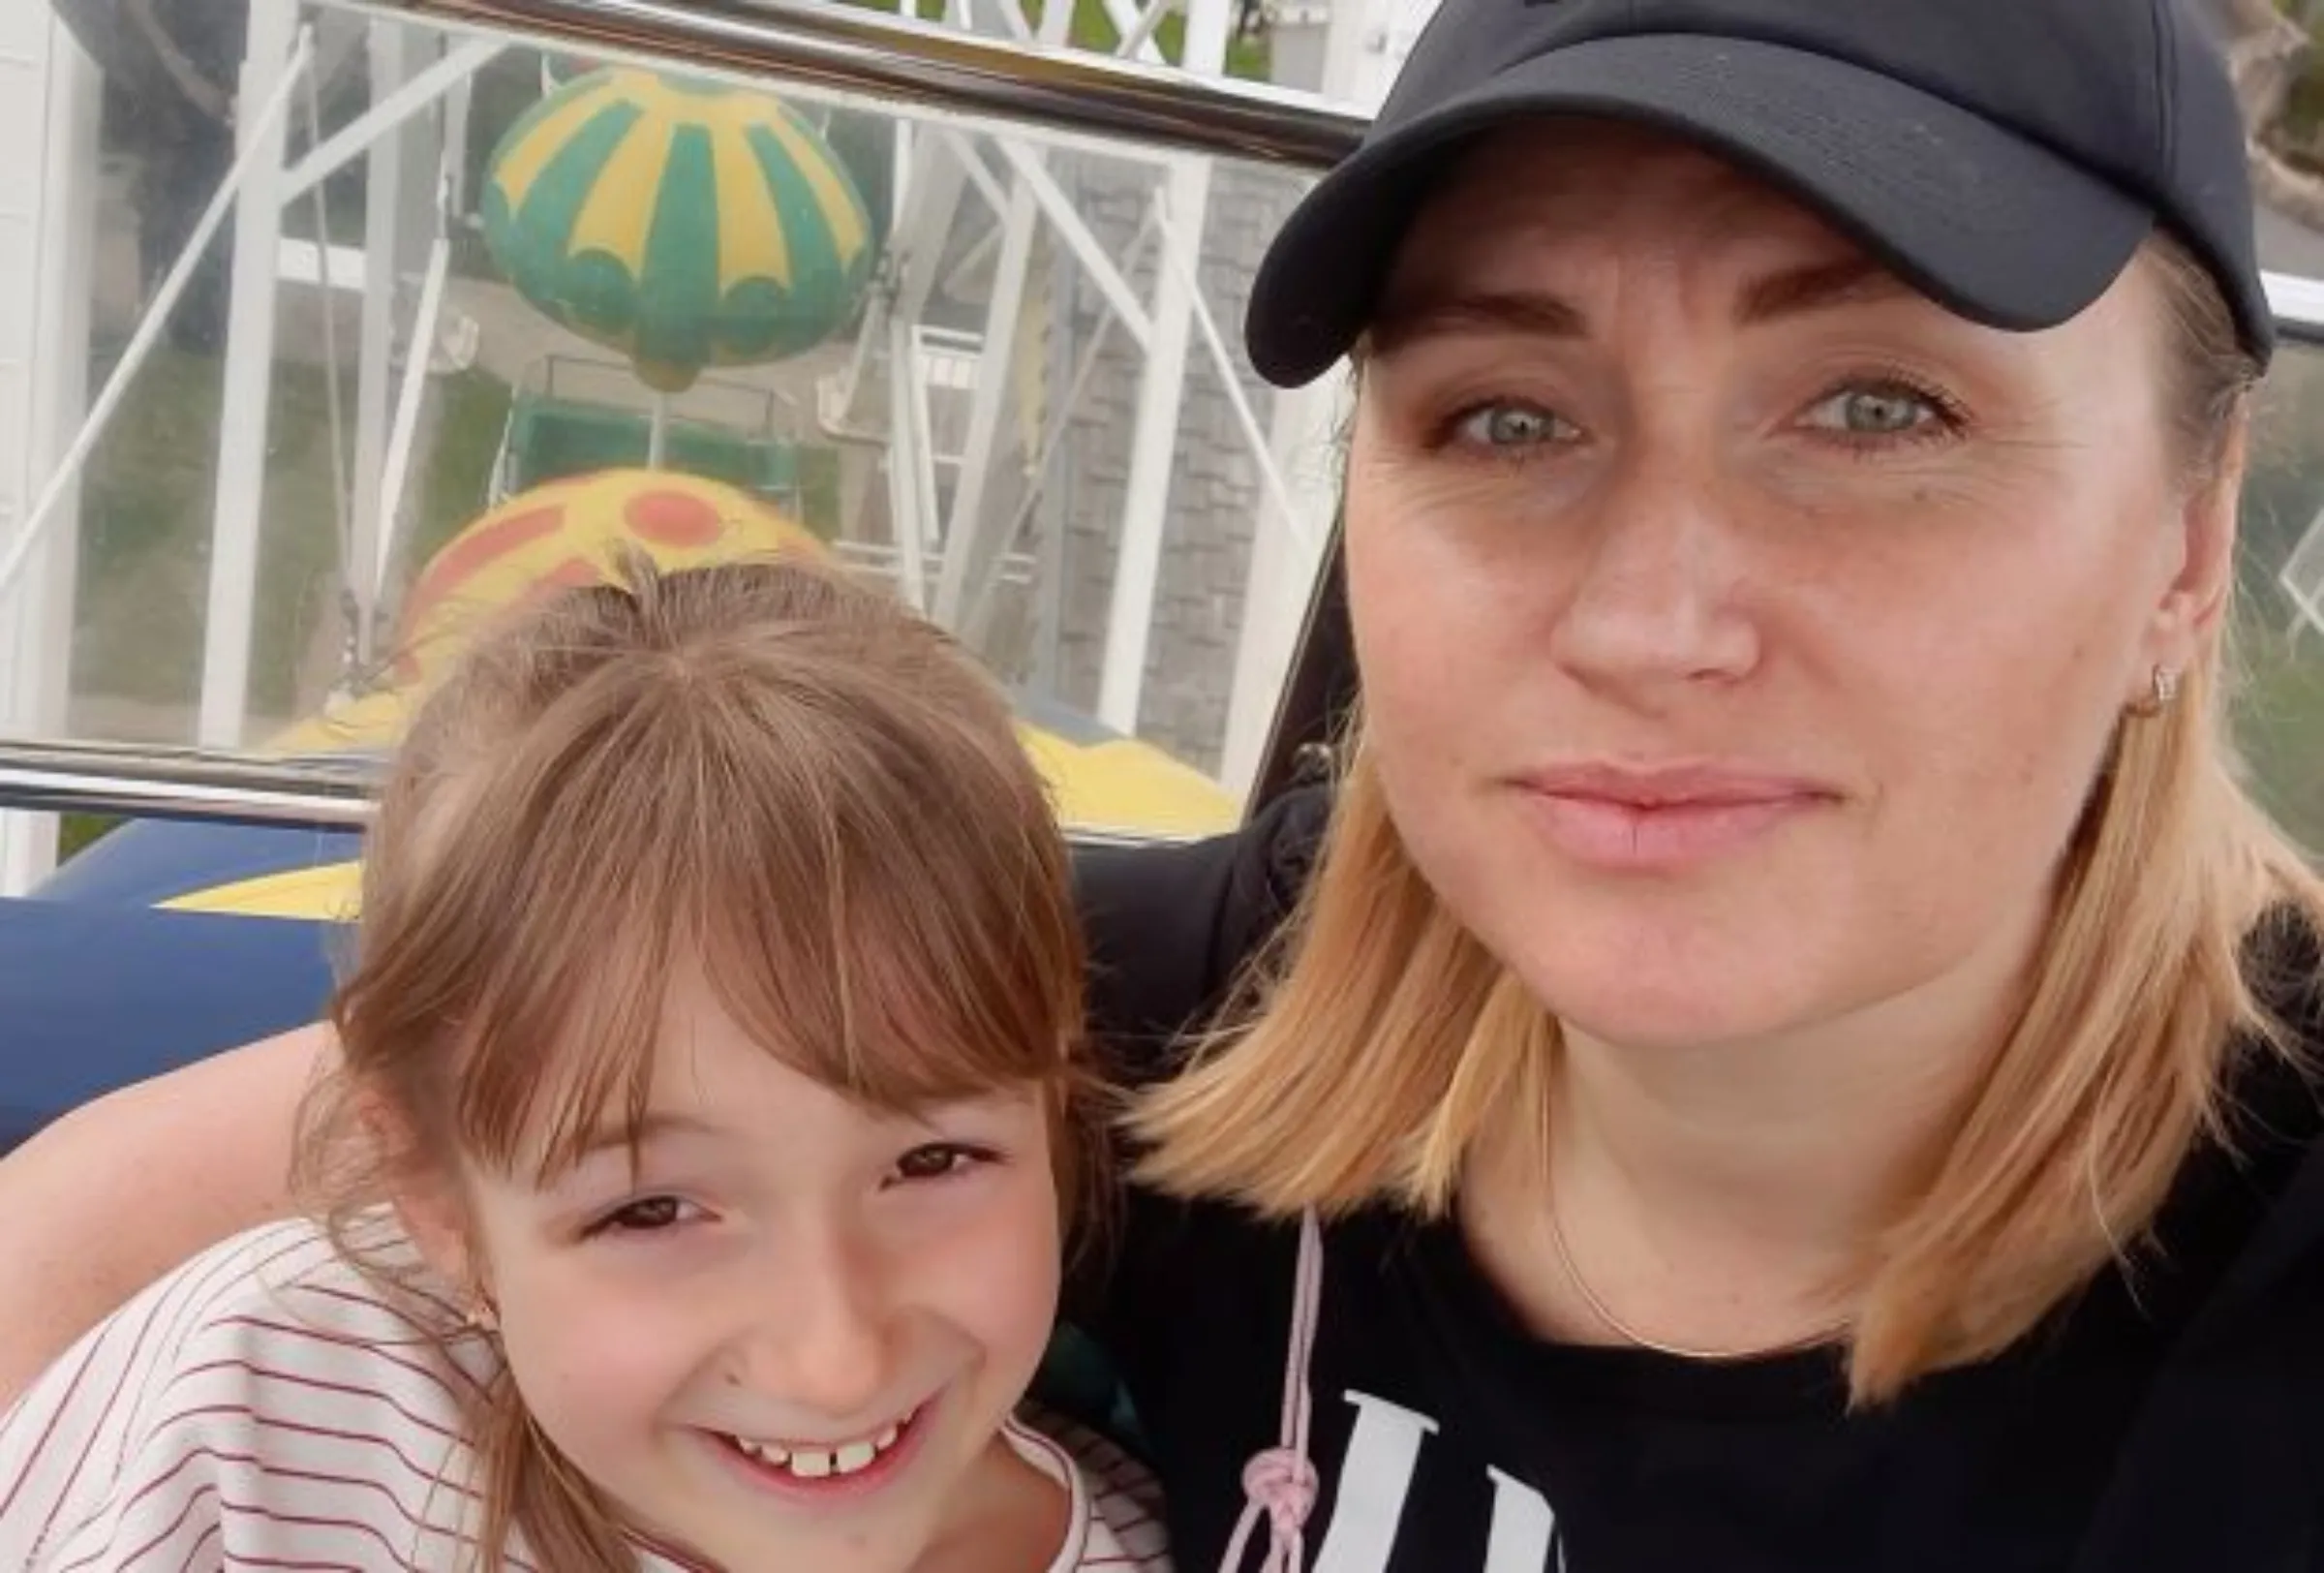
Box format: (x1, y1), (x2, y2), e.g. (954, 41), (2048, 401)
(1072, 788), (2324, 1572)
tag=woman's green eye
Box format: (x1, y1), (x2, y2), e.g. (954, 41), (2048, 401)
(1805, 386), (1942, 436)
(1454, 403), (1569, 449)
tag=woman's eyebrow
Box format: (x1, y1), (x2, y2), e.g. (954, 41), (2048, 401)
(1368, 289), (1587, 355)
(1368, 258), (1906, 356)
(1738, 257), (1911, 324)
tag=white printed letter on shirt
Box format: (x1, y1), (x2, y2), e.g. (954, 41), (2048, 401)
(1312, 1390), (1439, 1573)
(1484, 1465), (1562, 1573)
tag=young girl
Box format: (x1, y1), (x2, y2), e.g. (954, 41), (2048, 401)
(0, 557), (1168, 1573)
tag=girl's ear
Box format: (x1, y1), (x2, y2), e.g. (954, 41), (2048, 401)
(392, 1174), (478, 1298)
(359, 1093), (482, 1299)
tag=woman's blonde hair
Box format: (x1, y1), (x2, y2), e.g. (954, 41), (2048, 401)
(1132, 231), (2324, 1404)
(291, 554), (1091, 1569)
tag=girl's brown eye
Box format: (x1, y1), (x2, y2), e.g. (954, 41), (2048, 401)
(588, 1195), (697, 1236)
(893, 1143), (989, 1182)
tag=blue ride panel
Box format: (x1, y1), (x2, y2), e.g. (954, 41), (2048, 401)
(0, 898), (342, 1150)
(34, 820), (365, 909)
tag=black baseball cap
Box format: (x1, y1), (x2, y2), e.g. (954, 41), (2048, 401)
(1245, 0), (2275, 386)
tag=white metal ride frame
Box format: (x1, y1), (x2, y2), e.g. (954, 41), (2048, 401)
(204, 0), (1321, 775)
(20, 0), (1338, 826)
(2284, 508), (2324, 643)
(0, 5), (500, 760)
(827, 0), (1334, 789)
(0, 1), (100, 895)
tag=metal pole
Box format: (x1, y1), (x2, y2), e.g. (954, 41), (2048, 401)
(376, 229), (455, 596)
(0, 740), (380, 832)
(929, 0), (1064, 629)
(281, 36), (503, 201)
(886, 309), (931, 608)
(0, 737), (1193, 846)
(1097, 0), (1232, 736)
(348, 20), (412, 667)
(0, 22), (102, 895)
(933, 176), (1040, 627)
(341, 0), (1367, 169)
(198, 0), (304, 747)
(0, 28), (318, 606)
(1221, 0), (1380, 793)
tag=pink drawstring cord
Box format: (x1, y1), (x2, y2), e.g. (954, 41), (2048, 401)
(1217, 1210), (1326, 1573)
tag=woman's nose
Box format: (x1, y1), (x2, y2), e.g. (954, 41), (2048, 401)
(1546, 460), (1759, 700)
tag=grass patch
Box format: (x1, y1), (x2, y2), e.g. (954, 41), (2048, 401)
(799, 447), (843, 540)
(2233, 342), (2324, 860)
(409, 368), (515, 573)
(57, 813), (123, 861)
(75, 346), (347, 723)
(73, 346), (512, 730)
(2234, 620), (2324, 858)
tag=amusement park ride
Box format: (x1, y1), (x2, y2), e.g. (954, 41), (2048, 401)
(0, 0), (1413, 1144)
(0, 0), (2321, 1149)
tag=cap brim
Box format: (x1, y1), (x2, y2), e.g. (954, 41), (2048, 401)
(1246, 33), (2153, 387)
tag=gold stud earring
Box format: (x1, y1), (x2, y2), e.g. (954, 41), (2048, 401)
(2130, 664), (2182, 718)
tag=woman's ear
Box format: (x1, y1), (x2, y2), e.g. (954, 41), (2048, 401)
(2138, 413), (2248, 692)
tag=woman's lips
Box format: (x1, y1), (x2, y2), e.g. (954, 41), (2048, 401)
(1514, 765), (1836, 872)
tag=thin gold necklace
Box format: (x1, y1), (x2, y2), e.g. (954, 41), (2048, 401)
(1544, 1196), (1849, 1363)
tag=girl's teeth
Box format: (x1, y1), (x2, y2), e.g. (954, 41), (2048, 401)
(729, 1412), (910, 1480)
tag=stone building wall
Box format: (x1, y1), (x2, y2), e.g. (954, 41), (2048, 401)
(1044, 154), (1308, 776)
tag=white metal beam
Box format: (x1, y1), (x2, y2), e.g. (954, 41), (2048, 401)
(961, 215), (1157, 647)
(882, 130), (970, 594)
(933, 0), (1072, 629)
(0, 20), (100, 895)
(1100, 0), (1172, 63)
(348, 19), (413, 665)
(1096, 166), (1202, 734)
(1156, 210), (1312, 556)
(198, 0), (303, 748)
(0, 24), (316, 607)
(279, 36), (504, 204)
(886, 311), (933, 608)
(932, 174), (1039, 628)
(1097, 0), (1232, 733)
(990, 136), (1153, 349)
(936, 126), (1012, 217)
(1221, 0), (1374, 793)
(376, 231), (452, 602)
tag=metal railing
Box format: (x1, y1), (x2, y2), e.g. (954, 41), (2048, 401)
(0, 737), (1186, 846)
(350, 0), (1368, 165)
(8, 0), (2324, 835)
(323, 0), (2324, 344)
(0, 741), (378, 832)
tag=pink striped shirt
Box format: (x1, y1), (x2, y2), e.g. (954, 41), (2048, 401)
(0, 1219), (1171, 1572)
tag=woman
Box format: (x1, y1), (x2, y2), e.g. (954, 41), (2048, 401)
(8, 0), (2324, 1566)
